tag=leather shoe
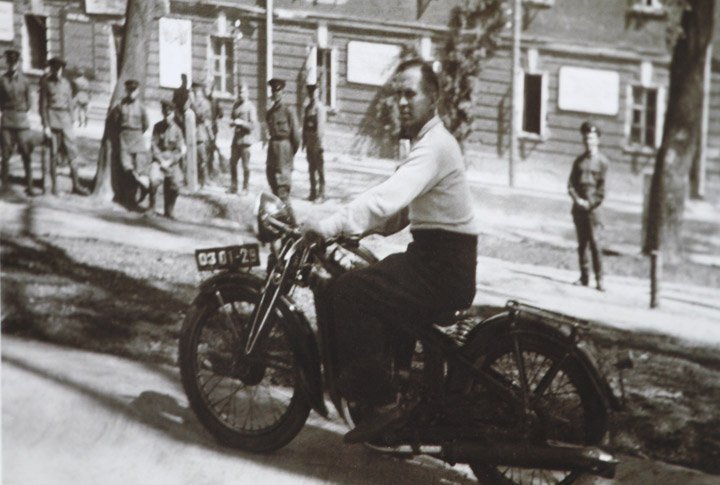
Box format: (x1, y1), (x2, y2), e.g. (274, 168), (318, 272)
(596, 280), (606, 292)
(572, 278), (589, 287)
(344, 399), (417, 444)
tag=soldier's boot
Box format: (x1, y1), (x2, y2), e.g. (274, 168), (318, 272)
(1, 157), (10, 192)
(596, 276), (605, 292)
(307, 172), (317, 201)
(315, 182), (325, 204)
(164, 189), (178, 219)
(49, 155), (59, 196)
(70, 166), (90, 196)
(147, 187), (157, 214)
(242, 169), (250, 195)
(24, 159), (39, 197)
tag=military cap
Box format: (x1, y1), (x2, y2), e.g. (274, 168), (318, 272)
(124, 79), (140, 90)
(160, 99), (175, 111)
(47, 57), (66, 67)
(580, 121), (601, 137)
(306, 83), (317, 91)
(4, 49), (20, 60)
(268, 78), (286, 91)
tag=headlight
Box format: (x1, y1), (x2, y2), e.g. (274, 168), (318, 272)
(252, 192), (290, 243)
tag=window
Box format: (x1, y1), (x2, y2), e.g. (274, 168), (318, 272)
(519, 71), (548, 137)
(210, 36), (235, 96)
(23, 15), (47, 72)
(628, 85), (664, 148)
(306, 46), (337, 109)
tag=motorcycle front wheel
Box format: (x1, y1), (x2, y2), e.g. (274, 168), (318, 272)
(452, 329), (608, 484)
(179, 283), (311, 453)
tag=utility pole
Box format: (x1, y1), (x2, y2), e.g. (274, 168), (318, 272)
(509, 0), (521, 188)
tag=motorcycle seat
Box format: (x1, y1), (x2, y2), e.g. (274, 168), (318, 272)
(432, 308), (473, 327)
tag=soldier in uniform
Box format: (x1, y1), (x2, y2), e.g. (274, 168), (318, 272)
(39, 57), (89, 195)
(229, 84), (259, 194)
(191, 80), (213, 186)
(172, 73), (190, 129)
(149, 100), (186, 219)
(265, 78), (300, 209)
(302, 83), (326, 202)
(110, 79), (149, 209)
(567, 121), (609, 292)
(0, 49), (36, 195)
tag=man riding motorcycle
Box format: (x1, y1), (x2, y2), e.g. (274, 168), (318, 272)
(301, 58), (479, 443)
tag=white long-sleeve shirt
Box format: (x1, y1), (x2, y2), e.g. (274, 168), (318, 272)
(318, 115), (479, 237)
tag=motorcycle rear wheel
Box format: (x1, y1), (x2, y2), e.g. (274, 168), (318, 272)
(179, 284), (311, 453)
(455, 330), (608, 484)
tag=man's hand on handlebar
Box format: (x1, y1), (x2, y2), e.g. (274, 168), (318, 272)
(299, 219), (326, 246)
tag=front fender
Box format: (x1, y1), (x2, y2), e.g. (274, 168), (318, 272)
(194, 270), (328, 418)
(464, 312), (620, 411)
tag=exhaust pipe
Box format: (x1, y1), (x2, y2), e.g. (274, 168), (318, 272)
(437, 441), (617, 479)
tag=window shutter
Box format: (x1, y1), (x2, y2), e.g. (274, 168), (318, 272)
(330, 47), (338, 109)
(655, 86), (665, 148)
(540, 72), (548, 137)
(517, 70), (525, 134)
(624, 84), (633, 143)
(306, 45), (317, 85)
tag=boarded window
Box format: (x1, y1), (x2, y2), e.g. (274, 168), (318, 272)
(24, 15), (47, 71)
(63, 20), (94, 74)
(211, 36), (234, 96)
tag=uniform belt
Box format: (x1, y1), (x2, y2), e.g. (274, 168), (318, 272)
(270, 136), (289, 141)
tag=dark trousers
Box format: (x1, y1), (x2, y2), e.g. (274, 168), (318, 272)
(1, 127), (34, 189)
(197, 141), (210, 187)
(322, 229), (477, 406)
(230, 143), (251, 191)
(572, 206), (603, 283)
(307, 145), (324, 197)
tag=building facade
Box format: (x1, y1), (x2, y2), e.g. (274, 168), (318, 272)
(1, 0), (718, 181)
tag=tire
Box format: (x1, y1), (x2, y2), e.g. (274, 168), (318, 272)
(179, 283), (311, 453)
(451, 329), (608, 484)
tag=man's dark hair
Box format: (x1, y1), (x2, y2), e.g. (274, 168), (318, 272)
(396, 58), (439, 97)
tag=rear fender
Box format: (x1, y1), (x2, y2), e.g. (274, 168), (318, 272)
(463, 312), (620, 411)
(194, 271), (329, 418)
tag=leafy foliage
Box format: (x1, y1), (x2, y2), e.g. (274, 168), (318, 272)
(439, 0), (508, 146)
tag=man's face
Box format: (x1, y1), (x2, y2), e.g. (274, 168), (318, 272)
(271, 87), (283, 103)
(5, 55), (18, 72)
(583, 132), (599, 153)
(239, 88), (247, 103)
(396, 66), (436, 136)
(127, 87), (138, 100)
(163, 108), (174, 122)
(49, 64), (61, 77)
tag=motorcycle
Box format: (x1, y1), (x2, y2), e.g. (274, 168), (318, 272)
(179, 192), (619, 484)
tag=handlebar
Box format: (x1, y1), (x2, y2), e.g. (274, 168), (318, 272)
(263, 214), (361, 249)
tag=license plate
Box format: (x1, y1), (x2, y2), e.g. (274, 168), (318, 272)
(195, 244), (260, 271)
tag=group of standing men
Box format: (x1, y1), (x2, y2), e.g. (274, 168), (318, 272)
(0, 49), (88, 196)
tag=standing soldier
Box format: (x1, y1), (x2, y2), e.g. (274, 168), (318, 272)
(302, 83), (326, 202)
(110, 79), (149, 209)
(207, 83), (225, 173)
(191, 80), (213, 186)
(0, 49), (36, 195)
(172, 73), (190, 129)
(229, 84), (259, 195)
(265, 78), (300, 209)
(568, 121), (609, 292)
(149, 100), (186, 219)
(39, 57), (89, 195)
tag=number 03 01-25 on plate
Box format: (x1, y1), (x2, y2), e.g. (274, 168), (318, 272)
(195, 244), (260, 271)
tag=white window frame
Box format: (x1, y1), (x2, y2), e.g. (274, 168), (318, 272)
(306, 45), (337, 111)
(624, 83), (665, 152)
(22, 14), (48, 75)
(518, 69), (549, 140)
(208, 35), (235, 99)
(630, 0), (665, 16)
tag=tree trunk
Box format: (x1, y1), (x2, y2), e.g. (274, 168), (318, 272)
(91, 0), (169, 201)
(644, 0), (715, 263)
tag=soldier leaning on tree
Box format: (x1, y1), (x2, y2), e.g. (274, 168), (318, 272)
(0, 49), (36, 195)
(39, 57), (89, 195)
(109, 79), (150, 210)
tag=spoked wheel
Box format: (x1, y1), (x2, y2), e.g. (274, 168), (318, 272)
(179, 284), (310, 452)
(454, 330), (608, 484)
